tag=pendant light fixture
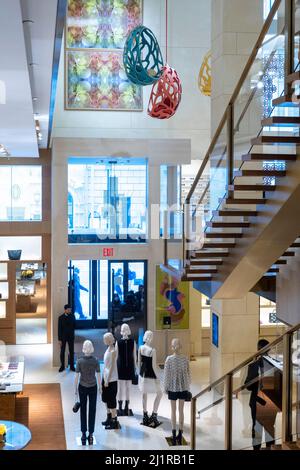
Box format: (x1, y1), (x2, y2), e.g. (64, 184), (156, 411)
(148, 0), (182, 119)
(123, 25), (164, 86)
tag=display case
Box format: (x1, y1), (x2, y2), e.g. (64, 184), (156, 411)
(0, 355), (25, 393)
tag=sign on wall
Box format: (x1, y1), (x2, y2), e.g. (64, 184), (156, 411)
(156, 265), (189, 330)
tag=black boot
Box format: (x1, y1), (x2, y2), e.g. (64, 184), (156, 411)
(81, 433), (87, 446)
(149, 412), (160, 428)
(105, 417), (121, 430)
(124, 400), (130, 416)
(172, 429), (177, 446)
(142, 412), (150, 426)
(117, 400), (123, 416)
(177, 429), (183, 445)
(102, 412), (112, 426)
(88, 434), (94, 445)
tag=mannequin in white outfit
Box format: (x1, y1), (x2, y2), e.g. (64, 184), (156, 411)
(138, 330), (162, 427)
(101, 332), (121, 430)
(115, 323), (137, 416)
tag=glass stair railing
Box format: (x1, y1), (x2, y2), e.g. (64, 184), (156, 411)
(190, 320), (300, 450)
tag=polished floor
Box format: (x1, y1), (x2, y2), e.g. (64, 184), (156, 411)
(1, 342), (285, 450)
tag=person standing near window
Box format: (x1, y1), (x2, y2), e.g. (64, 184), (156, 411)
(75, 340), (101, 446)
(58, 304), (76, 372)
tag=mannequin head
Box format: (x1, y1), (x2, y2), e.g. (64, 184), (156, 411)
(103, 332), (115, 346)
(171, 338), (182, 354)
(143, 330), (153, 346)
(82, 340), (94, 356)
(121, 323), (131, 338)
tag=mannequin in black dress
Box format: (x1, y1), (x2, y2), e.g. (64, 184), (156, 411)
(115, 323), (137, 416)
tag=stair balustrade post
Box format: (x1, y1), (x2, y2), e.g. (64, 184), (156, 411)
(282, 332), (293, 443)
(226, 104), (234, 197)
(163, 210), (168, 266)
(190, 397), (197, 450)
(225, 373), (233, 450)
(285, 0), (295, 94)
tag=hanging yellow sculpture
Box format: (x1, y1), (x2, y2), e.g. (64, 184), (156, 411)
(198, 51), (211, 96)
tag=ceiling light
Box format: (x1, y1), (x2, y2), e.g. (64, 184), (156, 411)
(33, 97), (38, 101)
(22, 20), (34, 24)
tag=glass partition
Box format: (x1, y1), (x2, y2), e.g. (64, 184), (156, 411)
(194, 380), (226, 450)
(0, 166), (42, 221)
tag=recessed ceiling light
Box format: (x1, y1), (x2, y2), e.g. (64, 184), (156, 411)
(33, 97), (38, 101)
(23, 20), (34, 24)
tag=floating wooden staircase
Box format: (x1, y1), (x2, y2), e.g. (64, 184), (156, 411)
(175, 79), (300, 294)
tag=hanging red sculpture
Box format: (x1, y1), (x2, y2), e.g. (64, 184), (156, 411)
(148, 64), (182, 119)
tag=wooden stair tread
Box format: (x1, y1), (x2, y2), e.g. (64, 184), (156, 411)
(281, 252), (295, 257)
(252, 135), (300, 145)
(228, 184), (276, 191)
(186, 269), (218, 274)
(286, 70), (300, 84)
(213, 210), (258, 217)
(291, 243), (300, 248)
(234, 170), (286, 177)
(189, 260), (223, 265)
(202, 243), (235, 249)
(182, 276), (213, 281)
(191, 252), (229, 258)
(242, 152), (296, 161)
(267, 268), (280, 273)
(262, 116), (300, 126)
(206, 221), (250, 228)
(274, 260), (287, 265)
(225, 198), (266, 205)
(205, 232), (243, 239)
(272, 95), (300, 106)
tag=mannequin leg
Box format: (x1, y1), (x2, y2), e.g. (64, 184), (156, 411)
(125, 380), (130, 401)
(118, 381), (124, 415)
(124, 381), (131, 415)
(153, 390), (162, 413)
(142, 393), (147, 413)
(178, 399), (184, 430)
(170, 400), (177, 429)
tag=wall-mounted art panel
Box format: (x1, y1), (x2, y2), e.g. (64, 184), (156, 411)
(67, 0), (143, 49)
(66, 49), (143, 110)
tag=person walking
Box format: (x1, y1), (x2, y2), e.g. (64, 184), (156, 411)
(58, 304), (76, 372)
(75, 340), (101, 446)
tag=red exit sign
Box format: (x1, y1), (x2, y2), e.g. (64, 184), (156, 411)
(102, 248), (114, 257)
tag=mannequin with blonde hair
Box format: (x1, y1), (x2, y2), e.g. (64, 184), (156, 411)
(138, 330), (162, 427)
(164, 338), (190, 445)
(75, 340), (101, 445)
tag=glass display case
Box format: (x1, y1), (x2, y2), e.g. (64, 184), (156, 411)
(0, 355), (25, 393)
(16, 263), (47, 315)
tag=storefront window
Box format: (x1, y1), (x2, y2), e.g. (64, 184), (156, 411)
(68, 158), (147, 244)
(0, 166), (42, 221)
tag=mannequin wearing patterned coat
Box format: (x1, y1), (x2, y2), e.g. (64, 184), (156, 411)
(164, 338), (190, 445)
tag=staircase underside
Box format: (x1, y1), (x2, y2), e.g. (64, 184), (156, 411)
(207, 157), (300, 299)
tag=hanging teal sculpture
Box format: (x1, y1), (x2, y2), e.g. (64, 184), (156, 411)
(123, 25), (164, 86)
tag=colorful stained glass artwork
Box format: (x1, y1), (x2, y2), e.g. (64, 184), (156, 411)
(67, 0), (143, 49)
(66, 50), (143, 110)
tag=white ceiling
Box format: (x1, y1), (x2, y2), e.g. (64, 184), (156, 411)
(21, 0), (59, 150)
(0, 0), (38, 157)
(0, 0), (59, 157)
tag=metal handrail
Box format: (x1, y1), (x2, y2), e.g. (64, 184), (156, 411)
(193, 320), (300, 402)
(185, 0), (282, 204)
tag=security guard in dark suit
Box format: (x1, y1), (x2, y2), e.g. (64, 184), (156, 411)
(58, 304), (76, 372)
